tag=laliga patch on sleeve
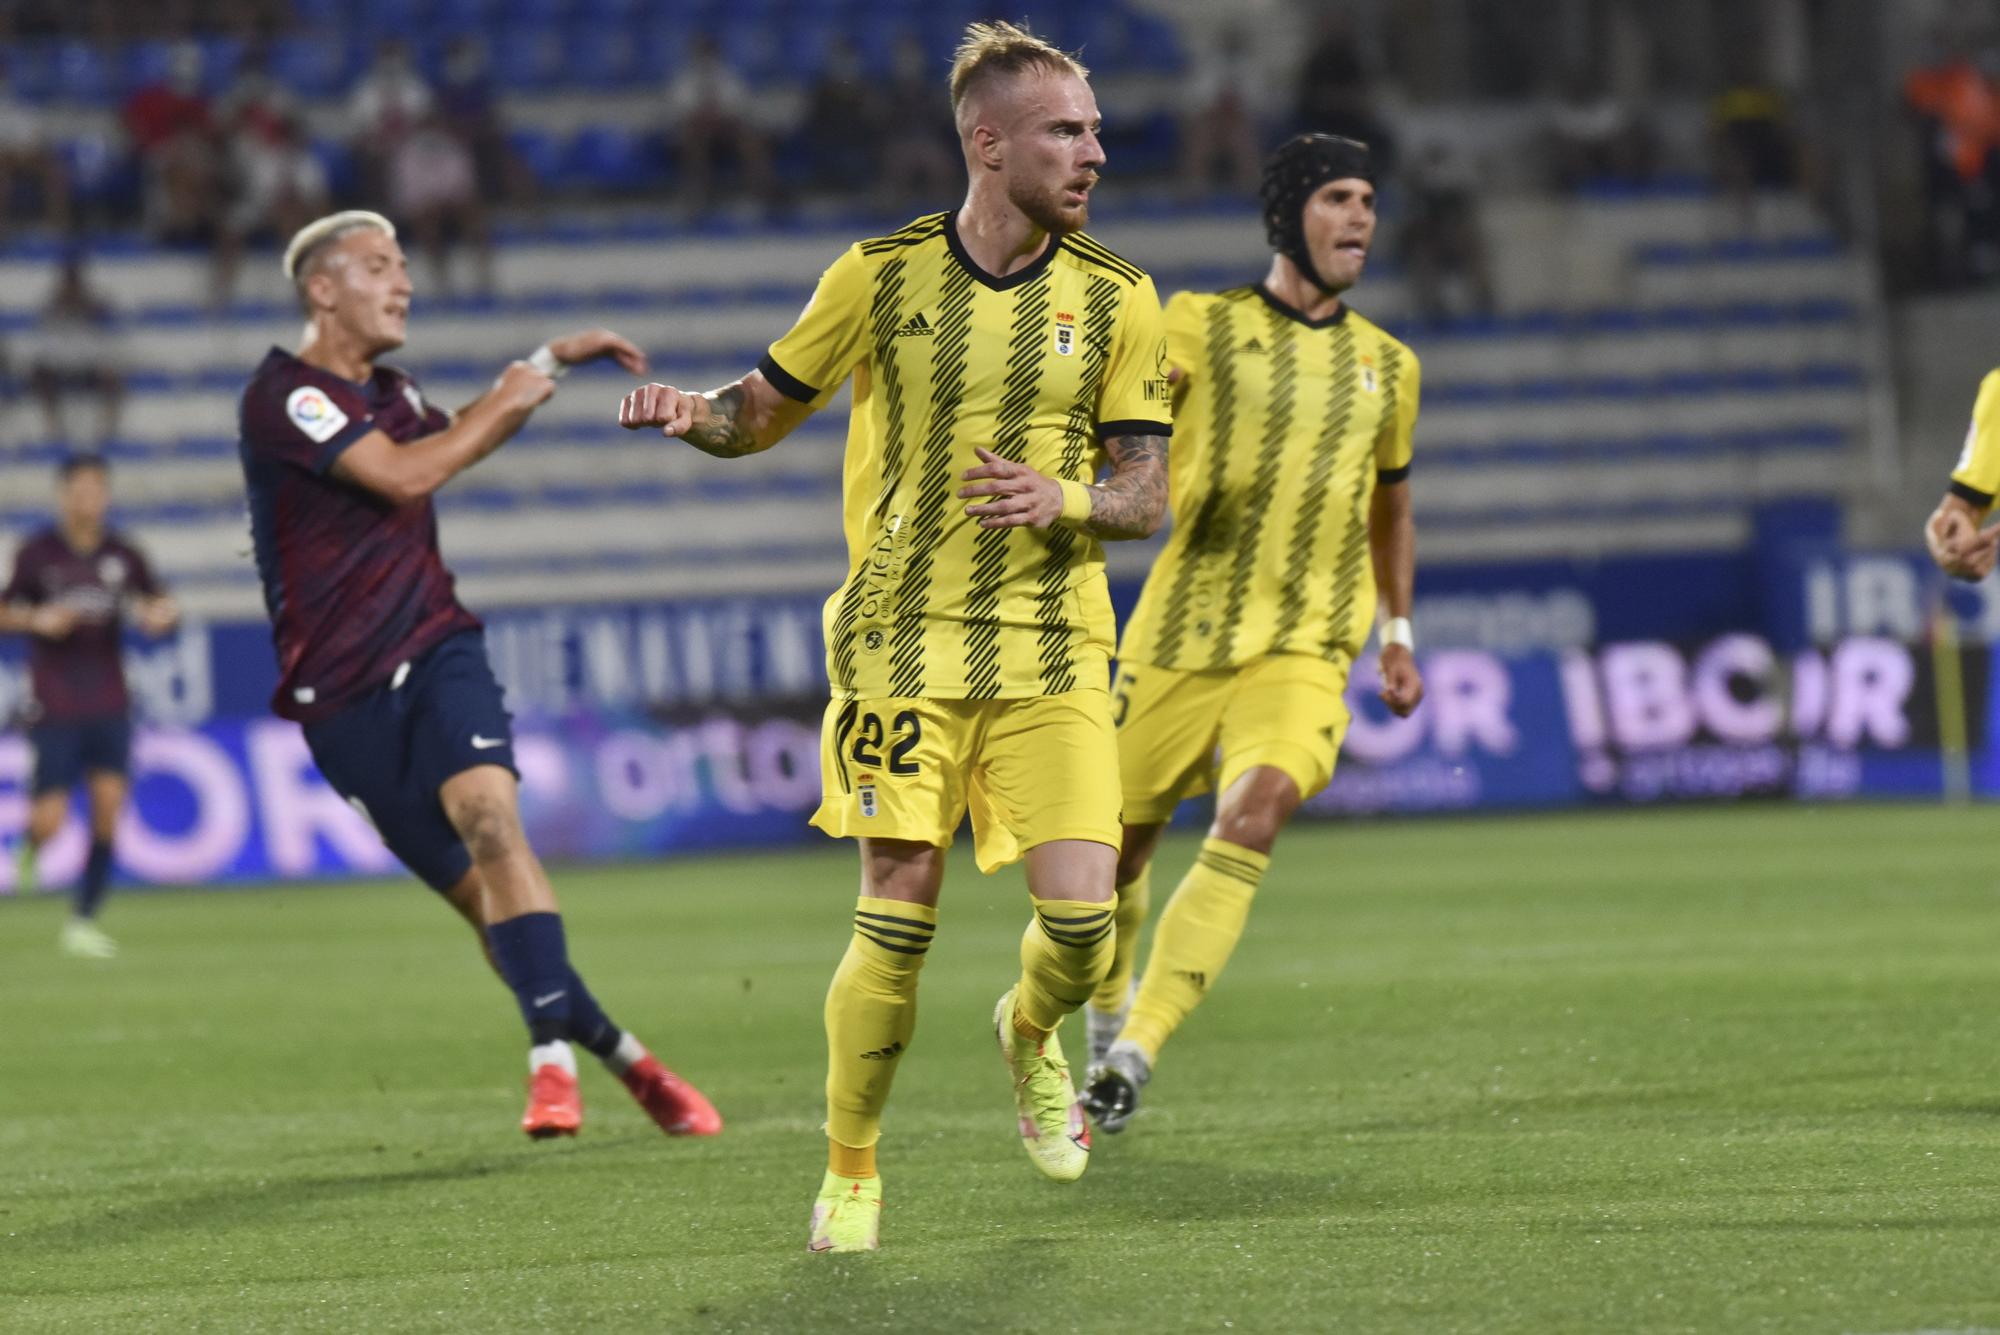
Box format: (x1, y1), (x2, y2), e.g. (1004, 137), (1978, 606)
(286, 385), (350, 443)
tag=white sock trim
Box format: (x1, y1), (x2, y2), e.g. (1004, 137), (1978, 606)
(606, 1031), (646, 1076)
(529, 1040), (576, 1076)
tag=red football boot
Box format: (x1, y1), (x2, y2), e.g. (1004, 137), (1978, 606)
(621, 1054), (723, 1137)
(522, 1063), (583, 1139)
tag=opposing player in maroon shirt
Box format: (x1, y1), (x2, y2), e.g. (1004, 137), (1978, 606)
(2, 454), (179, 958)
(238, 209), (719, 1139)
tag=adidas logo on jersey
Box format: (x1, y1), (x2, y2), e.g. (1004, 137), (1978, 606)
(1240, 337), (1266, 353)
(893, 312), (935, 337)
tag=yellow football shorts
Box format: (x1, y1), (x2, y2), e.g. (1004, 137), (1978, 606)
(1114, 652), (1353, 825)
(811, 688), (1122, 872)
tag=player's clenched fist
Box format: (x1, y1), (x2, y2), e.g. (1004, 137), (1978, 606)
(493, 361), (557, 412)
(619, 383), (710, 438)
(1925, 493), (2000, 582)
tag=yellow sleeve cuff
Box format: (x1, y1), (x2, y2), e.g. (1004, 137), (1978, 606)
(1057, 479), (1095, 526)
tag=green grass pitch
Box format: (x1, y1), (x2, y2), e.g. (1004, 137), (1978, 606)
(3, 803), (1998, 1333)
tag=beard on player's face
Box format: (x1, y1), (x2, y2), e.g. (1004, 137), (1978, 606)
(1008, 172), (1091, 235)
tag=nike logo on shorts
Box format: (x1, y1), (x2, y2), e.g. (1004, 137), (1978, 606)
(532, 990), (568, 1008)
(472, 735), (507, 749)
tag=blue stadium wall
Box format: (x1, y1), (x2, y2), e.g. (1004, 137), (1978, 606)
(1, 544), (1993, 888)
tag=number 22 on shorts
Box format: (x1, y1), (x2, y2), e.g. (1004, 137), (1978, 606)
(851, 709), (922, 817)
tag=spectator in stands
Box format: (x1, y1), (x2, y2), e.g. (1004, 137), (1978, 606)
(436, 36), (525, 204)
(1709, 53), (1802, 226)
(1400, 138), (1494, 322)
(1293, 10), (1396, 180)
(27, 255), (124, 446)
(801, 37), (882, 199)
(662, 34), (777, 215)
(347, 40), (433, 203)
(1177, 24), (1263, 199)
(215, 110), (329, 307)
(877, 34), (957, 212)
(0, 56), (72, 241)
(390, 111), (491, 297)
(121, 41), (220, 243)
(1544, 69), (1653, 189)
(1904, 34), (2000, 284)
(217, 41), (298, 146)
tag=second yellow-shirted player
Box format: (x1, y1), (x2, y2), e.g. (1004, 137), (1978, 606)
(619, 22), (1171, 1253)
(1924, 368), (2000, 581)
(1079, 134), (1426, 1132)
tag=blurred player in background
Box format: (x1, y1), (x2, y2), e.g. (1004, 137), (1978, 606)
(239, 209), (720, 1141)
(2, 455), (177, 958)
(620, 22), (1171, 1252)
(1080, 135), (1425, 1131)
(1923, 367), (2000, 581)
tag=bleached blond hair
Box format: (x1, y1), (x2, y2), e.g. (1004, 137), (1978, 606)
(948, 20), (1089, 122)
(282, 210), (396, 285)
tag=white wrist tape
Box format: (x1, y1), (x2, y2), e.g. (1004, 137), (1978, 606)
(526, 345), (569, 379)
(1381, 616), (1415, 651)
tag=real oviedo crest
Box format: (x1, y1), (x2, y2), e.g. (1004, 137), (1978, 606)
(1054, 310), (1076, 356)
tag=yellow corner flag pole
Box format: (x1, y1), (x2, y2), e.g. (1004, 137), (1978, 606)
(1931, 605), (1972, 805)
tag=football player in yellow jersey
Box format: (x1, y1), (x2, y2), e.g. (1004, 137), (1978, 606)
(618, 22), (1171, 1252)
(1924, 369), (2000, 581)
(1078, 134), (1426, 1133)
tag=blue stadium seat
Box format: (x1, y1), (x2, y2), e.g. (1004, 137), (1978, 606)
(290, 0), (353, 24)
(6, 42), (60, 105)
(51, 41), (114, 105)
(355, 0), (431, 36)
(503, 0), (578, 23)
(563, 24), (645, 88)
(120, 42), (175, 98)
(492, 25), (569, 90)
(309, 139), (361, 199)
(565, 126), (664, 193)
(431, 0), (499, 30)
(506, 127), (567, 187)
(1126, 12), (1188, 74)
(717, 24), (785, 82)
(774, 18), (843, 80)
(56, 134), (139, 213)
(1099, 111), (1178, 178)
(196, 36), (246, 95)
(271, 35), (358, 98)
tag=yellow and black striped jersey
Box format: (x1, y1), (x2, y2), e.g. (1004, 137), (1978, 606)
(1948, 369), (2000, 508)
(760, 211), (1171, 701)
(1119, 284), (1419, 671)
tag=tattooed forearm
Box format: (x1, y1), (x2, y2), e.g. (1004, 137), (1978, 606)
(1084, 433), (1169, 539)
(681, 384), (760, 459)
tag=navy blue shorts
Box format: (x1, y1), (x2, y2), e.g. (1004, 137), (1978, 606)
(31, 716), (132, 795)
(303, 629), (518, 893)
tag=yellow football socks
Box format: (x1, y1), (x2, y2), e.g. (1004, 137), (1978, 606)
(829, 1139), (877, 1179)
(1012, 895), (1115, 1037)
(1122, 838), (1270, 1062)
(1090, 866), (1152, 1012)
(824, 896), (936, 1156)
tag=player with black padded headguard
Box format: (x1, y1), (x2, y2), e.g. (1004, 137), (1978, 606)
(1080, 134), (1427, 1132)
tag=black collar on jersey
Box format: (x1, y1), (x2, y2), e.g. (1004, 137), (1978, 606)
(944, 210), (1064, 291)
(1252, 283), (1349, 329)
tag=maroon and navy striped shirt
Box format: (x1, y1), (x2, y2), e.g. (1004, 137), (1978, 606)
(3, 528), (161, 721)
(238, 347), (478, 723)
